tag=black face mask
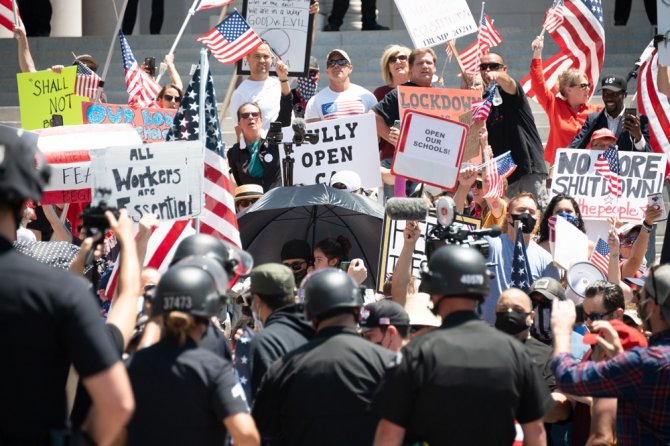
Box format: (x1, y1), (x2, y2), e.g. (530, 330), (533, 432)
(530, 301), (553, 344)
(511, 212), (537, 234)
(293, 268), (308, 285)
(495, 310), (530, 335)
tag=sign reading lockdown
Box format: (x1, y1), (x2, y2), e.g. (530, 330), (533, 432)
(551, 148), (667, 222)
(17, 67), (86, 130)
(397, 86), (481, 122)
(89, 141), (204, 222)
(393, 110), (468, 191)
(280, 113), (381, 187)
(82, 102), (177, 143)
(393, 0), (477, 48)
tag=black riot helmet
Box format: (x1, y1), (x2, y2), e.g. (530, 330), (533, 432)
(171, 234), (253, 284)
(0, 126), (50, 203)
(420, 245), (490, 299)
(302, 268), (363, 320)
(152, 264), (223, 318)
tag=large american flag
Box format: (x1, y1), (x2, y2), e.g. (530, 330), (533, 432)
(119, 31), (160, 107)
(479, 14), (502, 53)
(482, 150), (517, 198)
(74, 61), (103, 99)
(196, 11), (263, 65)
(321, 99), (365, 120)
(510, 228), (531, 293)
(0, 0), (20, 31)
(166, 63), (241, 248)
(594, 146), (622, 197)
(590, 237), (610, 275)
(522, 0), (604, 101)
(196, 0), (234, 11)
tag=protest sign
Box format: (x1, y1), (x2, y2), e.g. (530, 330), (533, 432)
(82, 102), (177, 143)
(393, 111), (468, 190)
(376, 212), (481, 292)
(398, 86), (481, 121)
(551, 148), (667, 222)
(394, 0), (477, 48)
(552, 215), (589, 270)
(37, 124), (142, 204)
(659, 0), (670, 65)
(279, 113), (381, 187)
(17, 67), (86, 130)
(89, 141), (204, 222)
(239, 0), (313, 76)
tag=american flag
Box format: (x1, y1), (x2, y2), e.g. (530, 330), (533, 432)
(444, 40), (455, 63)
(594, 146), (622, 197)
(458, 42), (481, 74)
(74, 61), (103, 99)
(543, 0), (566, 33)
(296, 77), (318, 104)
(0, 0), (21, 31)
(196, 11), (263, 65)
(119, 31), (160, 108)
(479, 14), (502, 53)
(233, 326), (255, 402)
(510, 227), (531, 293)
(166, 63), (242, 248)
(590, 237), (610, 274)
(196, 0), (234, 11)
(521, 0), (604, 101)
(472, 84), (497, 121)
(482, 150), (517, 198)
(321, 99), (365, 120)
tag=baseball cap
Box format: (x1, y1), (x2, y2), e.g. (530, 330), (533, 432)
(529, 277), (566, 302)
(250, 263), (296, 296)
(330, 170), (361, 192)
(645, 265), (670, 309)
(360, 299), (410, 329)
(326, 49), (351, 65)
(582, 319), (648, 350)
(72, 54), (99, 72)
(589, 128), (617, 146)
(234, 184), (264, 202)
(281, 239), (312, 262)
(404, 292), (441, 327)
(0, 126), (50, 202)
(600, 75), (627, 93)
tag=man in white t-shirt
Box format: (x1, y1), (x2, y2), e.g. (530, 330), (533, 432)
(305, 49), (377, 122)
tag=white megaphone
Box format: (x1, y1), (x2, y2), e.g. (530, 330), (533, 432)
(565, 262), (606, 304)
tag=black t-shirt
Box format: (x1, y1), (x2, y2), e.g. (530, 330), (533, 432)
(372, 81), (420, 126)
(126, 336), (249, 446)
(0, 237), (118, 443)
(524, 336), (557, 392)
(370, 311), (553, 445)
(486, 81), (547, 183)
(253, 326), (394, 446)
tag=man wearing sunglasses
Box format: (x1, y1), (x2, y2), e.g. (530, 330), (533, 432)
(305, 49), (377, 122)
(280, 239), (313, 285)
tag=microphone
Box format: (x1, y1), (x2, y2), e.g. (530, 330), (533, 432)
(435, 196), (456, 227)
(292, 118), (319, 145)
(385, 198), (429, 221)
(467, 225), (502, 237)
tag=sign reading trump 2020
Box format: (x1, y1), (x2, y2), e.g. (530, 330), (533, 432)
(393, 0), (477, 48)
(89, 141), (204, 222)
(551, 148), (667, 222)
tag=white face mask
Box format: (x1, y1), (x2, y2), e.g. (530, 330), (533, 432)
(251, 300), (264, 332)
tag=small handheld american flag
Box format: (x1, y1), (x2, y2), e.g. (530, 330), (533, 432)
(594, 146), (623, 197)
(196, 11), (263, 65)
(590, 237), (611, 275)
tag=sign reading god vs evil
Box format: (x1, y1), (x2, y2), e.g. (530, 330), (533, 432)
(393, 0), (477, 48)
(89, 141), (204, 222)
(82, 102), (177, 143)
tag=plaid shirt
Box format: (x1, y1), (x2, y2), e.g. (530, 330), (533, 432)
(551, 329), (670, 446)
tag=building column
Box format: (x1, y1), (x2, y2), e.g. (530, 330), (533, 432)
(51, 0), (82, 36)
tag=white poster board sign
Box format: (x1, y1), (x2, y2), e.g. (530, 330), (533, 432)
(280, 113), (381, 188)
(393, 0), (477, 48)
(89, 141), (204, 222)
(392, 110), (468, 191)
(551, 149), (666, 222)
(553, 215), (589, 270)
(659, 0), (670, 65)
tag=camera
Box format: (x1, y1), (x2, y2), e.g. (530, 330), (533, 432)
(266, 121), (284, 144)
(143, 57), (156, 77)
(80, 201), (120, 237)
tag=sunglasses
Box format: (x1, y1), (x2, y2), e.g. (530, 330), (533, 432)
(473, 180), (483, 190)
(163, 94), (181, 102)
(282, 260), (306, 271)
(389, 54), (408, 63)
(327, 58), (349, 68)
(237, 198), (258, 207)
(571, 83), (590, 89)
(620, 235), (638, 247)
(479, 62), (504, 71)
(583, 309), (615, 322)
(240, 112), (260, 119)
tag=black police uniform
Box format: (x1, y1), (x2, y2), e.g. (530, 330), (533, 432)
(0, 237), (118, 444)
(249, 303), (315, 397)
(253, 326), (394, 446)
(371, 311), (553, 445)
(126, 336), (250, 446)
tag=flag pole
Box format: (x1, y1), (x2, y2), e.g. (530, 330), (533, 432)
(156, 0), (201, 84)
(196, 47), (209, 234)
(477, 2), (485, 54)
(11, 0), (18, 26)
(97, 0), (130, 102)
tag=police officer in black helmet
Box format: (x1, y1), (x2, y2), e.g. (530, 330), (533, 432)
(371, 245), (553, 446)
(126, 263), (260, 446)
(252, 268), (394, 446)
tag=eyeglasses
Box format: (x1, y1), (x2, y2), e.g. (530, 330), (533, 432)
(327, 58), (349, 68)
(282, 260), (307, 271)
(620, 235), (638, 247)
(389, 54), (408, 64)
(479, 62), (504, 71)
(237, 198), (258, 208)
(163, 94), (181, 102)
(240, 112), (260, 119)
(473, 180), (483, 190)
(571, 83), (590, 90)
(308, 69), (319, 77)
(583, 309), (615, 322)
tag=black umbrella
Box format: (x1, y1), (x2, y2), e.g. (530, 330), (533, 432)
(238, 184), (384, 287)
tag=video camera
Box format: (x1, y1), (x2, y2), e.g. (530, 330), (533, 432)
(80, 201), (119, 237)
(266, 118), (320, 146)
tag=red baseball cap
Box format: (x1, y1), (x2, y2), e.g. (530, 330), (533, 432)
(589, 128), (617, 147)
(583, 319), (648, 350)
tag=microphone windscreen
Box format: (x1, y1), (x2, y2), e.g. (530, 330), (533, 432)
(292, 118), (307, 134)
(385, 198), (429, 221)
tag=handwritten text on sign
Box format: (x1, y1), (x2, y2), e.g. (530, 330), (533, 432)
(550, 149), (667, 221)
(82, 102), (177, 143)
(397, 86), (481, 122)
(393, 0), (476, 48)
(89, 141), (204, 222)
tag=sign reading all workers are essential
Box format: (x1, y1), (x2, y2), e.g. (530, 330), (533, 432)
(89, 141), (204, 222)
(17, 67), (86, 130)
(551, 148), (667, 222)
(393, 110), (468, 190)
(394, 0), (477, 48)
(82, 102), (177, 143)
(280, 113), (381, 188)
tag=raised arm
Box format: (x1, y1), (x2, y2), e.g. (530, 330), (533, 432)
(163, 53), (183, 91)
(391, 220), (421, 306)
(13, 23), (36, 73)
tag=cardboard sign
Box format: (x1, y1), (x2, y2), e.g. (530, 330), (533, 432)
(398, 86), (481, 121)
(659, 0), (670, 65)
(239, 0), (313, 76)
(376, 212), (481, 292)
(393, 111), (468, 190)
(82, 102), (177, 143)
(280, 113), (381, 187)
(89, 141), (204, 222)
(551, 149), (667, 222)
(394, 0), (477, 48)
(17, 67), (86, 130)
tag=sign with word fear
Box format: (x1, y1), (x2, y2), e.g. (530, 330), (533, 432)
(89, 141), (204, 222)
(393, 0), (477, 48)
(82, 102), (177, 143)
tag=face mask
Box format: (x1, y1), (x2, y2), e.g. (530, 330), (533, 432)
(511, 212), (537, 234)
(557, 212), (580, 228)
(293, 268), (308, 285)
(495, 310), (530, 335)
(530, 301), (553, 344)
